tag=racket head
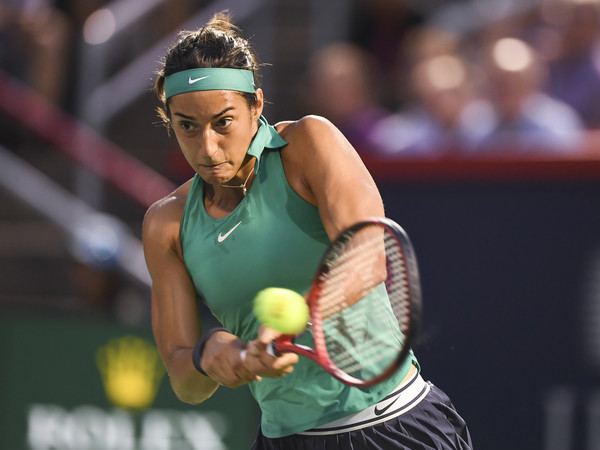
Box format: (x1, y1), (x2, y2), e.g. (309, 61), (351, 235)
(275, 218), (421, 387)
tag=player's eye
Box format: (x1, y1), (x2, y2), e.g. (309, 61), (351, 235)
(178, 121), (195, 132)
(215, 117), (232, 129)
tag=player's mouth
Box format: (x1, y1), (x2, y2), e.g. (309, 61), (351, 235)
(199, 161), (228, 171)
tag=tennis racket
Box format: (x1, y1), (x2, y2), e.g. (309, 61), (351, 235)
(267, 217), (421, 388)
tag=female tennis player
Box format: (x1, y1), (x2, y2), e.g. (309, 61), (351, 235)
(142, 11), (472, 449)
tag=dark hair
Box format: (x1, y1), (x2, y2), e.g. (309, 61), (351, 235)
(154, 11), (260, 129)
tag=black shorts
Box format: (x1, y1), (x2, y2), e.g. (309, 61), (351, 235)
(250, 378), (473, 450)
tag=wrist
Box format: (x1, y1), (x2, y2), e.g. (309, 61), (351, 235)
(192, 327), (230, 375)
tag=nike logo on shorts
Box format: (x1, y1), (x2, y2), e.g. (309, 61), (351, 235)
(374, 396), (400, 416)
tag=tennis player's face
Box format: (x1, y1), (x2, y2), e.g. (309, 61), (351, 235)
(169, 89), (263, 185)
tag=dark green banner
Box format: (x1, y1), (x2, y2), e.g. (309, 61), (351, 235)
(0, 314), (259, 449)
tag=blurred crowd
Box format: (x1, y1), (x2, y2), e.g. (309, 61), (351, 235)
(0, 0), (194, 110)
(2, 0), (600, 161)
(304, 0), (600, 159)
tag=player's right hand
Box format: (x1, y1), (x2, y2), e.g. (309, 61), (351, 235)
(241, 326), (299, 381)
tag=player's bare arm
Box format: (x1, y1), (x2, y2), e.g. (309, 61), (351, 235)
(143, 188), (222, 402)
(278, 115), (385, 240)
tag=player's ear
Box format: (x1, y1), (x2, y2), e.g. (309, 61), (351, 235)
(253, 88), (264, 120)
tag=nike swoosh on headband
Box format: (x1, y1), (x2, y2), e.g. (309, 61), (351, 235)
(189, 76), (210, 84)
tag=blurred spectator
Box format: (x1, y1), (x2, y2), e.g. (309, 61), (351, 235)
(538, 0), (600, 129)
(61, 0), (105, 31)
(371, 27), (494, 157)
(0, 0), (72, 105)
(393, 25), (462, 106)
(348, 0), (425, 108)
(472, 37), (584, 155)
(302, 41), (392, 157)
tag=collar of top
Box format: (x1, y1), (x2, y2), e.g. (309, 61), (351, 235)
(248, 116), (288, 172)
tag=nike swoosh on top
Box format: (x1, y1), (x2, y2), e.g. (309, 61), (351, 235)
(217, 221), (242, 242)
(188, 75), (210, 84)
(373, 396), (400, 416)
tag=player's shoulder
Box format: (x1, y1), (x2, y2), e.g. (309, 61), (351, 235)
(143, 179), (193, 237)
(275, 115), (338, 144)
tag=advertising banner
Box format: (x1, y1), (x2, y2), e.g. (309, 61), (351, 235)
(0, 315), (259, 450)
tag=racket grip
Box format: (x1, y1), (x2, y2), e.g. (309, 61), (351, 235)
(266, 341), (280, 357)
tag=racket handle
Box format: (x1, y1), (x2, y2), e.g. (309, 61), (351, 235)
(267, 341), (280, 357)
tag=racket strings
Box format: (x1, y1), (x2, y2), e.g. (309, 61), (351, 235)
(318, 226), (412, 378)
(318, 232), (385, 318)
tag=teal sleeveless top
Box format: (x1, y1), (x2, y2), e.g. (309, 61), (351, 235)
(180, 117), (412, 438)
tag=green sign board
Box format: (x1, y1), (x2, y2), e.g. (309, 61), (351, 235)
(0, 314), (259, 449)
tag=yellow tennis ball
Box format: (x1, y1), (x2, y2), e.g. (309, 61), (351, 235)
(253, 287), (309, 334)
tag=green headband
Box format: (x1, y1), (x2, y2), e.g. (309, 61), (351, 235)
(164, 68), (256, 99)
